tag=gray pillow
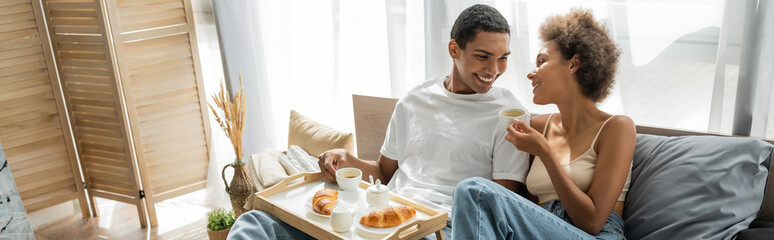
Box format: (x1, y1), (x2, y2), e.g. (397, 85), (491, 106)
(624, 134), (772, 240)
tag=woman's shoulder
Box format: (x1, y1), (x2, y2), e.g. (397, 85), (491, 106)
(598, 114), (636, 144)
(603, 115), (635, 131)
(530, 113), (555, 134)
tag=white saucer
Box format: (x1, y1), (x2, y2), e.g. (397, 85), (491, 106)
(305, 191), (365, 218)
(353, 206), (417, 235)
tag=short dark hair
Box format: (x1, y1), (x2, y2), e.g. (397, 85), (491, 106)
(540, 8), (620, 102)
(450, 4), (510, 50)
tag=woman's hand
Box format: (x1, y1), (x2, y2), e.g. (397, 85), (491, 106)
(505, 119), (550, 158)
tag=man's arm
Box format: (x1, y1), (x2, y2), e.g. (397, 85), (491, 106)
(346, 154), (398, 183)
(319, 149), (398, 184)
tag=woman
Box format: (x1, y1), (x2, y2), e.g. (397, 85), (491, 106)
(451, 8), (634, 240)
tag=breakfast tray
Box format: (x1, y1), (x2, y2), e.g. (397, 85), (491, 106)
(254, 172), (448, 240)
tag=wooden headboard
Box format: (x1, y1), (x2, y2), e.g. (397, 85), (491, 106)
(352, 94), (398, 160)
(351, 94), (774, 222)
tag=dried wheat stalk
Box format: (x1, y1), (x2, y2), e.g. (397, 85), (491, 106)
(209, 73), (246, 164)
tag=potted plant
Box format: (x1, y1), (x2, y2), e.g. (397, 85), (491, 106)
(209, 74), (253, 218)
(207, 208), (236, 240)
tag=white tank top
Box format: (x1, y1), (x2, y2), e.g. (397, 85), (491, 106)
(525, 114), (631, 204)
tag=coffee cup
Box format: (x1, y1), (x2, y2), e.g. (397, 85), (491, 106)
(330, 205), (352, 232)
(499, 108), (529, 126)
(335, 167), (362, 191)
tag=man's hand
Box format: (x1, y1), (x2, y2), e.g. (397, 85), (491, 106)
(317, 149), (354, 182)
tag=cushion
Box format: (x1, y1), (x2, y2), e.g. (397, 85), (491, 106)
(249, 149), (287, 188)
(288, 110), (354, 157)
(624, 134), (772, 240)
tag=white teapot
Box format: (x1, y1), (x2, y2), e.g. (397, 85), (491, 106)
(366, 179), (390, 207)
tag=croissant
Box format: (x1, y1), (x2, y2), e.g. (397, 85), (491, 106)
(359, 206), (416, 228)
(312, 189), (338, 216)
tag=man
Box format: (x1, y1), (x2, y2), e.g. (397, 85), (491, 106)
(229, 4), (529, 239)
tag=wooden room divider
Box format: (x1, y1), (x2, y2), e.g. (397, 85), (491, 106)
(0, 0), (211, 228)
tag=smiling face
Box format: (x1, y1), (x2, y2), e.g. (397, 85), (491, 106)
(448, 31), (511, 94)
(527, 41), (577, 104)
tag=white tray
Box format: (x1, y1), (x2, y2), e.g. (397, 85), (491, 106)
(255, 172), (447, 240)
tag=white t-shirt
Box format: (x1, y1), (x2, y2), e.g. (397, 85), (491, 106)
(380, 77), (530, 214)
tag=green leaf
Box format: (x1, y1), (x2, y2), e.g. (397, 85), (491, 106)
(207, 208), (236, 231)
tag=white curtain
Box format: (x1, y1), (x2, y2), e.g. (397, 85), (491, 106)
(731, 0), (774, 137)
(204, 0), (774, 206)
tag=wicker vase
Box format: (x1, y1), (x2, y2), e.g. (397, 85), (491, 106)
(207, 227), (231, 240)
(222, 162), (254, 219)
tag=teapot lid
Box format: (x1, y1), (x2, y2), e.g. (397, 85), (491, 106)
(368, 184), (388, 193)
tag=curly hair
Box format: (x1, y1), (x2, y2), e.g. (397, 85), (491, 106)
(451, 4), (510, 50)
(539, 8), (620, 102)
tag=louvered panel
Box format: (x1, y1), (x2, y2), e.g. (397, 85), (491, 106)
(0, 91), (52, 116)
(107, 0), (210, 226)
(82, 160), (131, 176)
(24, 189), (80, 211)
(60, 58), (109, 68)
(0, 29), (38, 43)
(5, 149), (68, 176)
(145, 143), (203, 165)
(90, 182), (133, 196)
(88, 173), (133, 189)
(63, 74), (111, 85)
(61, 66), (111, 76)
(130, 63), (194, 85)
(72, 110), (119, 123)
(15, 156), (74, 190)
(138, 104), (200, 127)
(0, 3), (32, 15)
(0, 84), (52, 102)
(117, 0), (182, 17)
(14, 158), (71, 188)
(119, 6), (185, 33)
(82, 147), (125, 160)
(0, 122), (59, 143)
(0, 55), (43, 73)
(0, 61), (45, 77)
(0, 66), (47, 81)
(72, 106), (121, 120)
(128, 58), (193, 80)
(18, 179), (73, 199)
(142, 123), (204, 148)
(1, 126), (63, 150)
(135, 90), (198, 110)
(151, 166), (207, 195)
(126, 50), (191, 70)
(0, 76), (48, 94)
(69, 97), (115, 108)
(149, 157), (207, 183)
(82, 155), (128, 171)
(5, 142), (66, 168)
(42, 0), (143, 221)
(78, 125), (121, 138)
(48, 9), (97, 18)
(0, 0), (31, 8)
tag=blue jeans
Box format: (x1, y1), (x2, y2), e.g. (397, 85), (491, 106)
(228, 210), (452, 240)
(451, 177), (626, 240)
